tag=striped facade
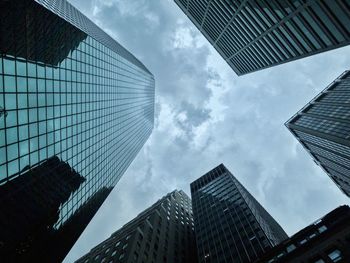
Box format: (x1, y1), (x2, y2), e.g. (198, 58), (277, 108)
(286, 70), (350, 197)
(174, 0), (350, 75)
(191, 164), (287, 263)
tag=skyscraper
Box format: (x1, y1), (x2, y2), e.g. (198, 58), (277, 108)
(286, 70), (350, 197)
(174, 0), (350, 75)
(255, 205), (350, 263)
(0, 0), (154, 261)
(75, 190), (198, 263)
(191, 164), (288, 263)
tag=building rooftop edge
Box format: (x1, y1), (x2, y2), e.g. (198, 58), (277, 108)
(35, 0), (153, 76)
(285, 70), (350, 127)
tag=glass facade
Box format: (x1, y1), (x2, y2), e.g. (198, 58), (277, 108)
(191, 164), (288, 263)
(174, 0), (350, 75)
(75, 190), (198, 263)
(0, 0), (154, 261)
(286, 70), (350, 197)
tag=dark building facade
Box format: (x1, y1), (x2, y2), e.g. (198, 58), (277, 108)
(0, 0), (154, 261)
(174, 0), (350, 75)
(75, 190), (198, 263)
(286, 70), (350, 197)
(255, 205), (350, 263)
(191, 164), (288, 263)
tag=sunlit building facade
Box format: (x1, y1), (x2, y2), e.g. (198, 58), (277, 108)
(75, 190), (198, 263)
(0, 0), (154, 261)
(286, 70), (350, 197)
(191, 164), (288, 263)
(174, 0), (350, 75)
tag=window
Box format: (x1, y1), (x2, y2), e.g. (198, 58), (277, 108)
(318, 225), (327, 233)
(299, 239), (307, 245)
(328, 249), (342, 262)
(286, 244), (296, 253)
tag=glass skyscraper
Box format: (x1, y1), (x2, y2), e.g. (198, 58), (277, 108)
(75, 190), (198, 263)
(191, 164), (288, 263)
(286, 70), (350, 197)
(174, 0), (350, 75)
(0, 0), (154, 261)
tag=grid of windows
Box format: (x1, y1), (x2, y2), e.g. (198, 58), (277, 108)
(307, 103), (350, 120)
(286, 70), (350, 197)
(191, 164), (287, 263)
(293, 130), (350, 159)
(174, 0), (350, 75)
(0, 0), (154, 243)
(75, 190), (197, 263)
(294, 115), (350, 139)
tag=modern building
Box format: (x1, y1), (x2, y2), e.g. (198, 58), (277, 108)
(174, 0), (350, 75)
(0, 0), (154, 261)
(286, 70), (350, 197)
(191, 164), (288, 263)
(255, 205), (350, 263)
(75, 190), (198, 263)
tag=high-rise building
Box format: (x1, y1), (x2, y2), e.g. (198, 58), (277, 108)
(286, 70), (350, 197)
(0, 0), (154, 261)
(191, 164), (288, 263)
(75, 190), (198, 263)
(255, 205), (350, 263)
(174, 0), (350, 75)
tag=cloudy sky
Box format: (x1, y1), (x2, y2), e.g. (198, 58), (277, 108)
(64, 0), (350, 261)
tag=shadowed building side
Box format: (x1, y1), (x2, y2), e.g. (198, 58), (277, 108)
(75, 190), (198, 263)
(191, 164), (287, 263)
(286, 70), (350, 197)
(0, 156), (86, 262)
(174, 0), (350, 75)
(255, 205), (350, 263)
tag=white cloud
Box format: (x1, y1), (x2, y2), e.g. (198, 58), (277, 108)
(64, 0), (350, 262)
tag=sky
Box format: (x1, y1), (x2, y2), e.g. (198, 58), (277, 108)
(64, 0), (350, 261)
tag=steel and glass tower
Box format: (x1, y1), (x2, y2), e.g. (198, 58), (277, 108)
(174, 0), (350, 75)
(75, 190), (198, 263)
(191, 164), (288, 263)
(0, 0), (155, 261)
(286, 70), (350, 197)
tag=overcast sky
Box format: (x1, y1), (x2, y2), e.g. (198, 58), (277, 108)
(64, 0), (350, 261)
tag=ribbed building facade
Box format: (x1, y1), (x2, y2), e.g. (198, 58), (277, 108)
(0, 0), (154, 261)
(174, 0), (350, 75)
(75, 190), (198, 263)
(191, 164), (288, 263)
(286, 70), (350, 197)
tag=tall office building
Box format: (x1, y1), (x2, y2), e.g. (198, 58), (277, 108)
(286, 70), (350, 197)
(191, 164), (288, 263)
(255, 205), (350, 263)
(0, 0), (154, 261)
(75, 190), (198, 263)
(174, 0), (350, 75)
